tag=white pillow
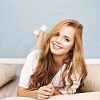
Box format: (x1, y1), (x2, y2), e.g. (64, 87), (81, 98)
(0, 64), (16, 87)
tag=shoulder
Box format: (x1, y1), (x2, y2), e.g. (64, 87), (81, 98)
(21, 49), (40, 75)
(27, 49), (40, 57)
(27, 49), (40, 60)
(24, 49), (40, 70)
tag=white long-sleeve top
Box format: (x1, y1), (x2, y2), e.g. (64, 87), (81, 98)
(19, 49), (81, 94)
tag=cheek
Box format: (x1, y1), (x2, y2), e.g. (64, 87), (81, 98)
(64, 37), (75, 49)
(63, 42), (73, 50)
(50, 37), (56, 42)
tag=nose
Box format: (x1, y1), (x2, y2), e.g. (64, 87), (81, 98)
(56, 36), (62, 43)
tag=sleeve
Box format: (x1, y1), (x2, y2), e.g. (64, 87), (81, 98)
(58, 73), (82, 95)
(19, 50), (39, 88)
(69, 78), (81, 93)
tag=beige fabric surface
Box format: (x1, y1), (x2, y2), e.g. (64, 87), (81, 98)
(1, 97), (35, 100)
(0, 64), (16, 87)
(81, 65), (100, 92)
(48, 91), (100, 100)
(1, 92), (100, 100)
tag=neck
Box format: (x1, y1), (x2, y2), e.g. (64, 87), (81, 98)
(52, 54), (66, 68)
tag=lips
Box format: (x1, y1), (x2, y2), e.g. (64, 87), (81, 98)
(53, 43), (62, 50)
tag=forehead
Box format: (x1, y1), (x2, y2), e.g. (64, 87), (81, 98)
(59, 25), (76, 37)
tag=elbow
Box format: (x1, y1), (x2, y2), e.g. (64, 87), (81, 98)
(17, 86), (25, 97)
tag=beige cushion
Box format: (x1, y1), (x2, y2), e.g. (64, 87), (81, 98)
(1, 92), (100, 100)
(81, 65), (100, 92)
(48, 92), (100, 100)
(0, 64), (16, 87)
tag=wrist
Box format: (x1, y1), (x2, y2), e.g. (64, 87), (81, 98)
(32, 90), (38, 99)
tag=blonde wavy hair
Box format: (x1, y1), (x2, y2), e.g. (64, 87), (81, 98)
(28, 19), (87, 93)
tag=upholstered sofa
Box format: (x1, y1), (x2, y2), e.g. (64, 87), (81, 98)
(0, 64), (100, 100)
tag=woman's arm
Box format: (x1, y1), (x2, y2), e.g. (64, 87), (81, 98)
(17, 85), (53, 99)
(17, 86), (37, 99)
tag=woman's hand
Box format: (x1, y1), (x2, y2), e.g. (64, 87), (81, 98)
(47, 84), (55, 95)
(47, 84), (62, 95)
(37, 85), (53, 100)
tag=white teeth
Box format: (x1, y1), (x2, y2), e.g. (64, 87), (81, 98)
(53, 44), (60, 49)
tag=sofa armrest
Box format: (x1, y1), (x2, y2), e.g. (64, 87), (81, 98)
(81, 65), (100, 92)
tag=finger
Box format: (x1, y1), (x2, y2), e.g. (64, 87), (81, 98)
(40, 94), (50, 99)
(38, 94), (49, 99)
(41, 90), (52, 96)
(38, 86), (52, 96)
(43, 87), (52, 93)
(47, 84), (53, 88)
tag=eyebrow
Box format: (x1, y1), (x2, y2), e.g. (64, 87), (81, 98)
(64, 36), (71, 40)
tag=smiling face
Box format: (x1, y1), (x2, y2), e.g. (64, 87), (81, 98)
(50, 25), (75, 58)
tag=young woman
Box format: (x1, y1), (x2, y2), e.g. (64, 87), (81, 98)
(17, 19), (87, 100)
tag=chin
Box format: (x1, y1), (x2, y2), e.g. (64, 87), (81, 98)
(50, 49), (62, 55)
